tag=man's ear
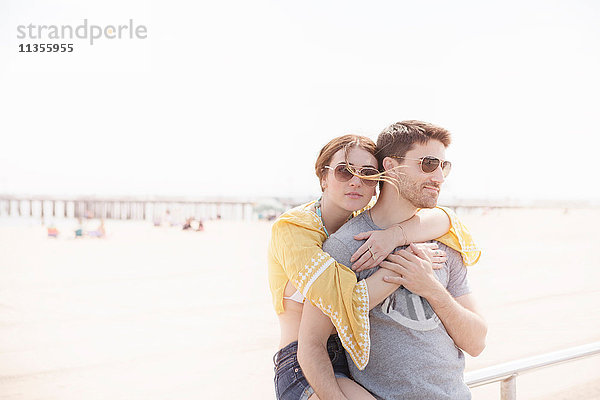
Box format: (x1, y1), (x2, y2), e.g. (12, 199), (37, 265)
(382, 157), (397, 172)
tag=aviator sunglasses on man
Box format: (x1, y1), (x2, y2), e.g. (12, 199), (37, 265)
(324, 163), (379, 187)
(391, 155), (452, 177)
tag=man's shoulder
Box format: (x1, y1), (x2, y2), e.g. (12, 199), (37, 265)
(323, 213), (373, 264)
(435, 241), (466, 268)
(435, 240), (471, 297)
(435, 241), (462, 258)
(329, 212), (373, 245)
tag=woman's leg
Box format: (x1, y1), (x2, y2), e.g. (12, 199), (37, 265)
(307, 377), (376, 400)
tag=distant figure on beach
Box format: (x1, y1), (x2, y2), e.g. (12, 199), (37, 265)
(268, 130), (481, 399)
(87, 219), (106, 238)
(47, 223), (59, 238)
(74, 218), (84, 238)
(182, 217), (193, 230)
(196, 219), (204, 232)
(298, 121), (486, 400)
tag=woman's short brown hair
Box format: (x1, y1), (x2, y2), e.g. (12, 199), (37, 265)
(315, 135), (377, 191)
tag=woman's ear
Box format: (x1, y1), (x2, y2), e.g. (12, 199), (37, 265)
(320, 175), (327, 191)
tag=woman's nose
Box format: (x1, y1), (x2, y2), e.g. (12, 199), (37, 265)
(348, 174), (363, 186)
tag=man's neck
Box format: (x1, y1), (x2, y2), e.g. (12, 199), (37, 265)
(370, 185), (418, 229)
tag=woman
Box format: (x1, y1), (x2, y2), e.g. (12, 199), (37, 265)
(268, 135), (479, 399)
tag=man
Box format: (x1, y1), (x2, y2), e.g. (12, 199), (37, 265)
(297, 120), (487, 400)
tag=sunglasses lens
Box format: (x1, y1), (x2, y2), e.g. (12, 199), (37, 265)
(359, 168), (379, 187)
(334, 165), (353, 182)
(441, 161), (452, 177)
(421, 157), (440, 173)
(361, 168), (379, 177)
(332, 164), (379, 187)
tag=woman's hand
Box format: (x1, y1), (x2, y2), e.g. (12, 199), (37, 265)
(350, 226), (448, 272)
(367, 241), (446, 274)
(350, 229), (399, 272)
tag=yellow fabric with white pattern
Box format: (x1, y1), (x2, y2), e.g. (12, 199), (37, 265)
(268, 200), (480, 370)
(434, 206), (481, 266)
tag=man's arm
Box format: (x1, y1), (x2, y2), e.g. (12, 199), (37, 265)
(382, 243), (487, 356)
(424, 290), (487, 356)
(298, 302), (348, 400)
(324, 235), (403, 307)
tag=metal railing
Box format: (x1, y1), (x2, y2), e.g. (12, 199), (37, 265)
(464, 341), (600, 400)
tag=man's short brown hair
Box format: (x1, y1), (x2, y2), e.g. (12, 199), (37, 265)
(375, 120), (451, 167)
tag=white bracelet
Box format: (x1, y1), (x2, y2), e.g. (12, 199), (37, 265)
(397, 224), (408, 246)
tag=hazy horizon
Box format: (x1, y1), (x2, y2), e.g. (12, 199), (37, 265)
(1, 191), (599, 208)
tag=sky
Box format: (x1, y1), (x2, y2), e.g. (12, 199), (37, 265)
(1, 0), (599, 203)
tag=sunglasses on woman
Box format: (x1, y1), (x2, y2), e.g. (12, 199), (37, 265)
(392, 156), (452, 177)
(324, 163), (380, 187)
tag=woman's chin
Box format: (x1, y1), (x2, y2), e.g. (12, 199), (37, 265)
(342, 196), (371, 212)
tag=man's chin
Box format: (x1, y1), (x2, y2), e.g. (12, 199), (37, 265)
(417, 196), (438, 209)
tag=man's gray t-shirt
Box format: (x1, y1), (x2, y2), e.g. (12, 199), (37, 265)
(323, 211), (472, 400)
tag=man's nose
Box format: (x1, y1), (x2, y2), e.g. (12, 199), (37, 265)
(431, 164), (445, 184)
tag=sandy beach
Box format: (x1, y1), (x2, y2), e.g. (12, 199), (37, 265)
(0, 207), (599, 399)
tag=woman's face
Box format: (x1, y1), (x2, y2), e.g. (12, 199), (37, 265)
(321, 147), (378, 213)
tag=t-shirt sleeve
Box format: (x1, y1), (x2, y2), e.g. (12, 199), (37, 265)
(441, 244), (472, 298)
(270, 218), (372, 370)
(322, 235), (354, 267)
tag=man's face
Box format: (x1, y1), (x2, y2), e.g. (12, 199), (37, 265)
(393, 140), (447, 208)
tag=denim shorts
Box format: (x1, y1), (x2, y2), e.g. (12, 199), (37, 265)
(273, 334), (351, 400)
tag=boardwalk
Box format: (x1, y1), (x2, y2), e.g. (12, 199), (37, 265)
(0, 196), (254, 221)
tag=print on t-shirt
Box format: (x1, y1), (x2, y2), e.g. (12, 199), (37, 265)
(381, 267), (448, 331)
